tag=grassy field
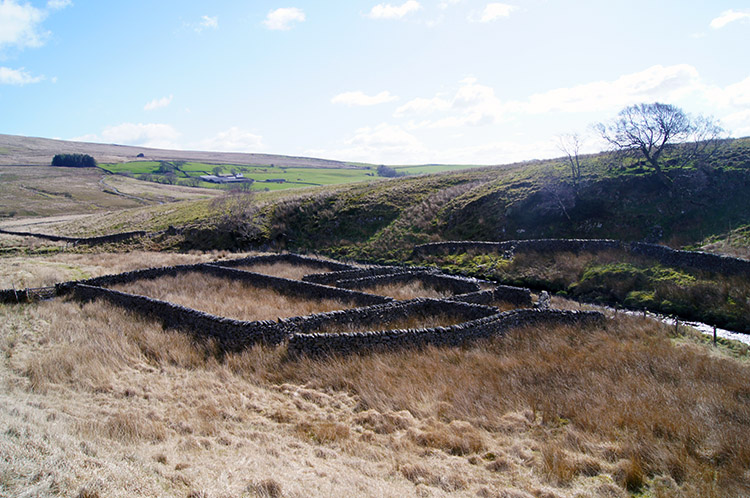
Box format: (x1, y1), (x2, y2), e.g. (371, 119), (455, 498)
(0, 250), (748, 497)
(98, 160), (498, 192)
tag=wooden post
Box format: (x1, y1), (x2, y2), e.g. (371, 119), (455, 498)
(643, 308), (646, 319)
(674, 317), (679, 333)
(713, 326), (717, 346)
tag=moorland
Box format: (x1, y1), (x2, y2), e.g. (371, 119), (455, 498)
(1, 133), (750, 497)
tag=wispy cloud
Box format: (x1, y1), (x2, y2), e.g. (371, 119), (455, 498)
(264, 7), (305, 31)
(198, 15), (218, 31)
(307, 123), (425, 163)
(0, 0), (48, 49)
(0, 66), (43, 85)
(46, 0), (72, 10)
(710, 9), (750, 29)
(193, 127), (264, 152)
(367, 1), (421, 20)
(187, 15), (218, 33)
(144, 95), (173, 111)
(438, 0), (463, 10)
(332, 90), (398, 106)
(470, 3), (516, 23)
(397, 64), (705, 130)
(78, 123), (182, 149)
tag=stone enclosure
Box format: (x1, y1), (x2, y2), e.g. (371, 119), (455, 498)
(4, 252), (604, 357)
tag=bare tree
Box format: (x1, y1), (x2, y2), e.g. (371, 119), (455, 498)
(595, 102), (723, 185)
(557, 133), (583, 184)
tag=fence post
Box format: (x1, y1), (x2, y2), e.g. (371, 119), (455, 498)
(713, 325), (717, 346)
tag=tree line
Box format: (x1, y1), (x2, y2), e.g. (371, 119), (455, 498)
(51, 153), (98, 168)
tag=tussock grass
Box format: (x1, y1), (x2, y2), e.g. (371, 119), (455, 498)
(235, 262), (331, 280)
(233, 316), (750, 496)
(360, 280), (452, 300)
(0, 250), (246, 289)
(111, 272), (355, 321)
(3, 275), (750, 496)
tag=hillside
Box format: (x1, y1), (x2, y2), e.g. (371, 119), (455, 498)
(0, 133), (359, 168)
(6, 137), (750, 256)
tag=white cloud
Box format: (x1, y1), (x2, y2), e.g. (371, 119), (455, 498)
(0, 0), (48, 49)
(710, 9), (750, 29)
(438, 0), (463, 10)
(395, 96), (451, 116)
(263, 7), (305, 31)
(471, 3), (516, 23)
(46, 0), (72, 10)
(367, 1), (421, 20)
(0, 66), (43, 85)
(516, 64), (702, 114)
(193, 127), (264, 152)
(187, 15), (218, 33)
(348, 123), (420, 149)
(394, 65), (706, 131)
(93, 123), (181, 149)
(308, 123), (426, 163)
(722, 109), (750, 137)
(397, 77), (506, 128)
(707, 75), (750, 108)
(331, 90), (398, 106)
(144, 95), (173, 111)
(199, 15), (218, 31)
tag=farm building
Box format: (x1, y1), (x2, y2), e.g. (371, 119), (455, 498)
(199, 173), (253, 184)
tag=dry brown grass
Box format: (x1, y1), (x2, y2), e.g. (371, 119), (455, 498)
(111, 272), (355, 321)
(235, 262), (331, 280)
(2, 252), (750, 497)
(0, 250), (250, 289)
(361, 280), (452, 300)
(232, 316), (750, 496)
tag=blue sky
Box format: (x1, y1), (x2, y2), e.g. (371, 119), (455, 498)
(1, 0), (749, 164)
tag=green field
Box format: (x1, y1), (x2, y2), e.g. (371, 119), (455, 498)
(394, 163), (491, 175)
(99, 160), (498, 191)
(99, 161), (379, 191)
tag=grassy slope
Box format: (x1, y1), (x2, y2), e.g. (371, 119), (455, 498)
(8, 137), (750, 254)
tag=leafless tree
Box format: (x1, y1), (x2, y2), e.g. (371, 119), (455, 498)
(595, 102), (723, 185)
(557, 133), (583, 184)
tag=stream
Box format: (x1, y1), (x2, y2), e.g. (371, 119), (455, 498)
(612, 307), (750, 346)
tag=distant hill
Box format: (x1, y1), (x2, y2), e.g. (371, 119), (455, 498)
(0, 134), (360, 169)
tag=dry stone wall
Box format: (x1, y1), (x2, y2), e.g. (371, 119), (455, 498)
(215, 253), (355, 272)
(6, 251), (596, 359)
(0, 228), (146, 245)
(413, 239), (750, 277)
(448, 284), (532, 307)
(0, 288), (28, 303)
(73, 284), (288, 350)
(283, 297), (498, 335)
(202, 265), (392, 307)
(302, 266), (407, 285)
(287, 309), (604, 357)
(56, 263), (207, 294)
